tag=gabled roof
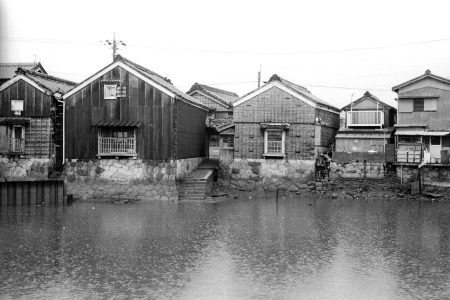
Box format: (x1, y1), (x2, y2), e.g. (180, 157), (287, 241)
(0, 62), (47, 80)
(0, 68), (77, 94)
(341, 91), (396, 111)
(187, 83), (239, 107)
(392, 69), (450, 92)
(62, 55), (209, 111)
(233, 74), (341, 114)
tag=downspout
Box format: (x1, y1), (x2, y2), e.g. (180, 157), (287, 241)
(57, 98), (65, 163)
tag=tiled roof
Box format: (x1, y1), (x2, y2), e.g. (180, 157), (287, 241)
(117, 56), (209, 110)
(187, 83), (239, 105)
(274, 75), (340, 111)
(0, 62), (46, 79)
(22, 69), (77, 93)
(341, 91), (396, 111)
(237, 74), (340, 112)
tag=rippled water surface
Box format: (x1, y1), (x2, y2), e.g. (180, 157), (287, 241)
(1, 195), (450, 299)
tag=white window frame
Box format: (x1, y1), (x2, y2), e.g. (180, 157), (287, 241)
(104, 84), (117, 99)
(263, 129), (285, 157)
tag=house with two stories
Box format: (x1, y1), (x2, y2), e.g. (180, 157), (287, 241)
(392, 70), (450, 188)
(222, 74), (341, 191)
(333, 91), (397, 167)
(0, 68), (77, 180)
(61, 55), (210, 200)
(187, 83), (238, 159)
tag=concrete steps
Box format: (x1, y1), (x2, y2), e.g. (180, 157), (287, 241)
(178, 164), (217, 200)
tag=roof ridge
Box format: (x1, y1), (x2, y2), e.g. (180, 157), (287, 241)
(117, 55), (173, 85)
(22, 69), (77, 86)
(198, 84), (238, 97)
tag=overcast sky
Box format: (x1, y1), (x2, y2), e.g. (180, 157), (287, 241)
(1, 0), (450, 108)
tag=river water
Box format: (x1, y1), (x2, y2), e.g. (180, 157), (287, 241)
(1, 194), (449, 299)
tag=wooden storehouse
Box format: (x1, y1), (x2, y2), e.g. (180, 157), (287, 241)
(187, 83), (238, 159)
(393, 69), (450, 164)
(334, 91), (397, 164)
(62, 55), (209, 162)
(0, 68), (76, 167)
(232, 74), (341, 160)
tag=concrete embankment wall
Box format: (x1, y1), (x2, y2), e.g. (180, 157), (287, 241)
(330, 161), (385, 180)
(62, 158), (203, 201)
(219, 159), (316, 192)
(396, 165), (450, 192)
(0, 157), (52, 181)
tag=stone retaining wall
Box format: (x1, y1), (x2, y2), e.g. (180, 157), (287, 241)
(62, 157), (203, 201)
(219, 159), (316, 192)
(0, 157), (51, 181)
(397, 165), (450, 192)
(330, 161), (385, 180)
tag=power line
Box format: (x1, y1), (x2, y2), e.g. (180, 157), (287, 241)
(1, 36), (450, 55)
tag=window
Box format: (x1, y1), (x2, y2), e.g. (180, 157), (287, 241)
(7, 125), (25, 153)
(413, 99), (424, 112)
(222, 135), (234, 148)
(398, 135), (421, 144)
(104, 84), (117, 99)
(98, 127), (136, 157)
(264, 130), (285, 156)
(11, 100), (24, 115)
(431, 136), (441, 145)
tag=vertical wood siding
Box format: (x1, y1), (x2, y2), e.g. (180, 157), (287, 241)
(176, 100), (206, 159)
(65, 66), (205, 161)
(0, 80), (51, 117)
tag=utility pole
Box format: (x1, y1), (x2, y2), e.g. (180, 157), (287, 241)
(258, 65), (261, 88)
(102, 33), (127, 61)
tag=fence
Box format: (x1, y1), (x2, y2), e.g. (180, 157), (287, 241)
(0, 180), (65, 206)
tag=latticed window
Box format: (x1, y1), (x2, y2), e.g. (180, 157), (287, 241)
(264, 130), (285, 156)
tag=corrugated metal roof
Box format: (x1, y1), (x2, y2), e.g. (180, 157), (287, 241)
(394, 131), (450, 136)
(92, 120), (141, 127)
(335, 132), (390, 139)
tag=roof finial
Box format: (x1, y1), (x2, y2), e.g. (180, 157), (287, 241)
(269, 74), (281, 82)
(425, 69), (431, 75)
(364, 91), (370, 97)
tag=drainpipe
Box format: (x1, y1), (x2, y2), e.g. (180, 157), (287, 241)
(57, 98), (65, 163)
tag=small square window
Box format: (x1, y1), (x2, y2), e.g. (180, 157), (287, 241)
(104, 85), (117, 99)
(11, 100), (24, 115)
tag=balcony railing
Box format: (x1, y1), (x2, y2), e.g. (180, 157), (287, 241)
(7, 138), (25, 153)
(98, 137), (136, 156)
(347, 111), (383, 127)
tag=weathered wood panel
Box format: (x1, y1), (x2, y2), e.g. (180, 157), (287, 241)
(0, 80), (52, 117)
(0, 180), (65, 206)
(65, 65), (187, 161)
(176, 100), (207, 159)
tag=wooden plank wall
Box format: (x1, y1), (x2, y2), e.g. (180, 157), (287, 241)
(0, 80), (51, 117)
(176, 100), (207, 159)
(0, 180), (65, 206)
(65, 66), (183, 161)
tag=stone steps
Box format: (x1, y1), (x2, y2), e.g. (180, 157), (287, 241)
(178, 169), (215, 200)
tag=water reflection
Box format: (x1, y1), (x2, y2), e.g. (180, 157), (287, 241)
(1, 195), (450, 299)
